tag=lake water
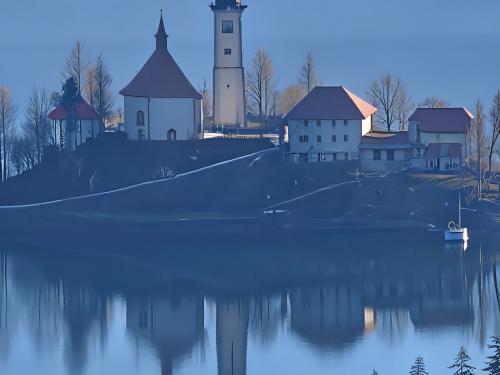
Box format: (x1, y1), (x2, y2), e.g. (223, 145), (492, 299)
(0, 230), (499, 375)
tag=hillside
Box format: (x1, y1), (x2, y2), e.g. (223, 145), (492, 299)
(0, 147), (498, 237)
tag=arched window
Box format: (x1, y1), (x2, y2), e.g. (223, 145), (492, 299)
(167, 129), (177, 141)
(136, 111), (145, 127)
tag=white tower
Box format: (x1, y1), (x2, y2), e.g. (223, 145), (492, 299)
(211, 0), (247, 127)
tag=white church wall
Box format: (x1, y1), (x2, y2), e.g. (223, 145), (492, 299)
(124, 96), (202, 141)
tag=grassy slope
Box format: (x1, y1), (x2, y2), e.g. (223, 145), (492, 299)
(0, 150), (498, 235)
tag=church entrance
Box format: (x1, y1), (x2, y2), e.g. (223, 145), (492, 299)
(167, 129), (177, 141)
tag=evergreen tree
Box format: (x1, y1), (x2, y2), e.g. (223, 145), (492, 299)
(484, 336), (500, 375)
(371, 370), (379, 375)
(449, 346), (475, 375)
(410, 357), (428, 375)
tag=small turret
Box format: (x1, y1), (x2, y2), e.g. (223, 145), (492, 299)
(155, 11), (168, 51)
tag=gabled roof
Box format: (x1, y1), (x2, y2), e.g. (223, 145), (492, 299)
(120, 15), (202, 99)
(360, 131), (411, 149)
(425, 143), (462, 160)
(409, 108), (473, 133)
(48, 96), (99, 121)
(285, 86), (377, 121)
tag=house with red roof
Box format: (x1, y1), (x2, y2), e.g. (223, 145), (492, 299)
(120, 14), (203, 141)
(358, 107), (473, 172)
(284, 86), (377, 162)
(48, 95), (99, 150)
(408, 108), (473, 171)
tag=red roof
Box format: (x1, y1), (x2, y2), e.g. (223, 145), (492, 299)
(119, 15), (202, 99)
(409, 108), (473, 133)
(285, 86), (377, 121)
(48, 96), (99, 121)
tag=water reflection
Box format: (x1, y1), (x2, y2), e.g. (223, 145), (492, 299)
(0, 231), (498, 374)
(126, 296), (204, 375)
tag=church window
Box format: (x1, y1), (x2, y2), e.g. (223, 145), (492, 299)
(344, 120), (348, 126)
(332, 120), (336, 127)
(136, 111), (145, 126)
(344, 134), (349, 142)
(316, 120), (321, 127)
(222, 20), (234, 33)
(304, 120), (309, 127)
(224, 48), (232, 55)
(387, 149), (395, 160)
(332, 135), (337, 142)
(374, 149), (381, 160)
(317, 135), (322, 143)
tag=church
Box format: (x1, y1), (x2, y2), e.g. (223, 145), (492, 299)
(120, 14), (203, 141)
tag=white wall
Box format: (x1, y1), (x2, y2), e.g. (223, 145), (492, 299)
(288, 119), (366, 159)
(124, 96), (202, 141)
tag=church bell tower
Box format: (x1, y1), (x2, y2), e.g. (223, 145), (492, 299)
(211, 0), (247, 127)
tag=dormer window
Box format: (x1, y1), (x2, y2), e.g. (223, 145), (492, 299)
(222, 20), (234, 33)
(137, 111), (145, 126)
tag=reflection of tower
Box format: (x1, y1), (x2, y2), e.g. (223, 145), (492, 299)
(126, 296), (204, 375)
(211, 0), (247, 126)
(216, 300), (249, 375)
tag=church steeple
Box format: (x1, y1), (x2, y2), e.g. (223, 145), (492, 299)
(155, 11), (168, 51)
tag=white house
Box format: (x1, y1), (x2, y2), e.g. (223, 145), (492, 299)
(360, 131), (412, 172)
(211, 0), (247, 127)
(408, 108), (473, 171)
(120, 14), (203, 141)
(284, 86), (377, 162)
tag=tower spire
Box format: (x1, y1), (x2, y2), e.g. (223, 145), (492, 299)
(155, 11), (168, 51)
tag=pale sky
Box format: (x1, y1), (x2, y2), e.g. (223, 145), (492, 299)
(0, 0), (499, 113)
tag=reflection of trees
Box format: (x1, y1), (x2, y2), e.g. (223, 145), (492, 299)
(249, 293), (287, 345)
(376, 309), (409, 345)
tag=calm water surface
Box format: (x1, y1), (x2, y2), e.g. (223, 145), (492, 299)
(0, 230), (499, 375)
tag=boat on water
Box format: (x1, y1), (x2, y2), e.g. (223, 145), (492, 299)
(444, 189), (468, 242)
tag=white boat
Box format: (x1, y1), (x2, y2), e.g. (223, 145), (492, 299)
(444, 190), (468, 242)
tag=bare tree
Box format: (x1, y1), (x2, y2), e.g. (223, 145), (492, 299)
(368, 74), (406, 132)
(470, 100), (486, 200)
(0, 85), (17, 181)
(419, 96), (448, 108)
(489, 90), (500, 181)
(199, 78), (212, 116)
(25, 88), (51, 164)
(299, 51), (318, 93)
(246, 48), (277, 117)
(83, 64), (95, 109)
(93, 54), (113, 133)
(10, 135), (35, 174)
(64, 41), (88, 93)
(279, 85), (306, 115)
(395, 86), (414, 131)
